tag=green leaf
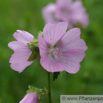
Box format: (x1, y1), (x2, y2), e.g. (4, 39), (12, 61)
(28, 52), (37, 61)
(28, 47), (39, 61)
(53, 72), (60, 81)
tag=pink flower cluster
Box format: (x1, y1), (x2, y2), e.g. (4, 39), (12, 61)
(8, 22), (87, 74)
(8, 1), (88, 103)
(42, 0), (89, 28)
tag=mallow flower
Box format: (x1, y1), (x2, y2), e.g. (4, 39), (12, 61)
(42, 0), (89, 28)
(8, 30), (34, 73)
(42, 3), (58, 24)
(19, 92), (39, 103)
(39, 22), (87, 73)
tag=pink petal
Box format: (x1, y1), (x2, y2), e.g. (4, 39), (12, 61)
(63, 49), (86, 62)
(57, 28), (87, 51)
(10, 61), (33, 73)
(13, 30), (33, 44)
(40, 55), (64, 72)
(56, 0), (72, 8)
(71, 1), (85, 14)
(10, 48), (32, 63)
(70, 1), (89, 27)
(8, 41), (27, 51)
(55, 0), (72, 21)
(19, 92), (39, 103)
(42, 3), (58, 24)
(63, 28), (80, 38)
(56, 51), (82, 73)
(72, 13), (89, 28)
(39, 34), (64, 72)
(43, 22), (68, 46)
(38, 34), (48, 56)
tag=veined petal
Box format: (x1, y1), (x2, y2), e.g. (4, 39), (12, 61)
(40, 55), (64, 72)
(56, 52), (81, 73)
(63, 28), (80, 39)
(10, 49), (32, 63)
(39, 34), (64, 72)
(43, 23), (55, 44)
(10, 61), (33, 73)
(13, 30), (33, 44)
(38, 34), (48, 56)
(65, 62), (80, 74)
(61, 39), (87, 51)
(63, 49), (86, 62)
(43, 22), (68, 46)
(42, 3), (58, 24)
(57, 28), (87, 51)
(8, 41), (28, 51)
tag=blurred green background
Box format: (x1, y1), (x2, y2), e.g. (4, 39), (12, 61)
(0, 0), (103, 103)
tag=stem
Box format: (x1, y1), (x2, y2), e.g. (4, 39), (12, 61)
(48, 72), (52, 103)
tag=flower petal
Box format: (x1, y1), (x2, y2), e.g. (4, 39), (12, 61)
(10, 61), (33, 73)
(42, 3), (58, 24)
(19, 92), (39, 103)
(40, 55), (64, 72)
(8, 41), (27, 51)
(39, 34), (64, 72)
(13, 30), (33, 44)
(56, 0), (72, 8)
(55, 0), (72, 22)
(9, 48), (32, 63)
(38, 34), (48, 56)
(43, 22), (68, 46)
(56, 51), (82, 73)
(71, 1), (85, 14)
(70, 1), (89, 27)
(57, 28), (87, 51)
(63, 49), (86, 62)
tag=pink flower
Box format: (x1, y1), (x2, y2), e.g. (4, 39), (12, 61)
(8, 30), (34, 73)
(42, 0), (89, 28)
(42, 3), (58, 24)
(19, 92), (39, 103)
(70, 0), (89, 28)
(39, 22), (87, 73)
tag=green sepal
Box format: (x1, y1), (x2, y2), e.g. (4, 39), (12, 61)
(38, 31), (43, 37)
(53, 72), (60, 81)
(28, 52), (38, 61)
(27, 42), (39, 61)
(30, 39), (38, 47)
(27, 85), (42, 94)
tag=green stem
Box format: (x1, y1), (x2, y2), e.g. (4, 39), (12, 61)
(48, 72), (52, 103)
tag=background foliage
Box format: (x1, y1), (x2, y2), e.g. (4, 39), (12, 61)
(0, 0), (103, 103)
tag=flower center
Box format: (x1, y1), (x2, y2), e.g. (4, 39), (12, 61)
(52, 51), (62, 56)
(61, 8), (70, 18)
(48, 47), (62, 59)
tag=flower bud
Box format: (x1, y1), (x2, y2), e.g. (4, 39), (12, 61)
(19, 92), (39, 103)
